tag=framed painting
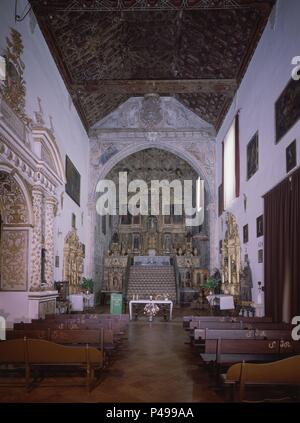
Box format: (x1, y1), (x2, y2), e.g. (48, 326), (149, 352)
(65, 156), (81, 206)
(71, 213), (76, 229)
(247, 132), (259, 180)
(275, 78), (300, 143)
(256, 215), (264, 238)
(243, 224), (249, 244)
(102, 215), (106, 235)
(286, 140), (297, 173)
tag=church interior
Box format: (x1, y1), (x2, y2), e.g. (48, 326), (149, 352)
(0, 0), (300, 404)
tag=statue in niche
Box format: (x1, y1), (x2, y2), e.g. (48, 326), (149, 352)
(164, 234), (172, 252)
(133, 234), (140, 250)
(240, 259), (253, 302)
(112, 232), (119, 243)
(148, 216), (157, 232)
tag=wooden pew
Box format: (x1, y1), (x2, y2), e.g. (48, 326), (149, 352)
(0, 338), (104, 392)
(6, 329), (49, 340)
(195, 329), (293, 342)
(183, 315), (272, 329)
(8, 327), (116, 353)
(224, 355), (300, 402)
(15, 320), (124, 337)
(50, 328), (115, 351)
(200, 339), (282, 369)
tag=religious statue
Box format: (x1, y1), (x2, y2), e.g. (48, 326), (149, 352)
(240, 259), (253, 302)
(112, 232), (119, 243)
(148, 216), (157, 232)
(133, 234), (140, 250)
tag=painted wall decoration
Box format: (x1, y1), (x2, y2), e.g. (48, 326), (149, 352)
(286, 139), (297, 173)
(99, 145), (119, 165)
(258, 249), (263, 263)
(243, 224), (249, 244)
(276, 78), (300, 143)
(65, 155), (81, 206)
(256, 215), (264, 238)
(247, 131), (259, 180)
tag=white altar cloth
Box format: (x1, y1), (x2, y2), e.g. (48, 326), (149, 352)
(206, 294), (235, 310)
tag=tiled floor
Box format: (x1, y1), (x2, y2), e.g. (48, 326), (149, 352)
(0, 318), (223, 403)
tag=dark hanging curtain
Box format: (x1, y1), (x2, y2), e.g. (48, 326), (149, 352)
(264, 167), (300, 322)
(290, 169), (300, 318)
(235, 114), (240, 198)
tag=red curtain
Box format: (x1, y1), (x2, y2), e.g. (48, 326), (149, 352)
(264, 167), (300, 322)
(235, 114), (240, 198)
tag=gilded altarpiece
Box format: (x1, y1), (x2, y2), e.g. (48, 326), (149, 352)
(63, 229), (84, 294)
(221, 213), (241, 298)
(103, 255), (128, 293)
(0, 172), (30, 291)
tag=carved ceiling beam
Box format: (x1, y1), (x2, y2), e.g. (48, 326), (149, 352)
(31, 0), (276, 13)
(71, 79), (237, 96)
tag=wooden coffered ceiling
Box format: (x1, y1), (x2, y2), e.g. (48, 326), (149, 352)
(30, 0), (276, 132)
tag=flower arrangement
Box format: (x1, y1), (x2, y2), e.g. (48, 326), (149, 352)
(144, 302), (159, 321)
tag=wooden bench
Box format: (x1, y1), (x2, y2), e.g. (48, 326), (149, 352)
(195, 329), (293, 342)
(224, 355), (300, 402)
(0, 338), (104, 392)
(8, 327), (117, 353)
(201, 339), (282, 366)
(183, 315), (272, 329)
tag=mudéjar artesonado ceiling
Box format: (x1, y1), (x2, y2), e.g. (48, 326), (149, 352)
(30, 0), (276, 133)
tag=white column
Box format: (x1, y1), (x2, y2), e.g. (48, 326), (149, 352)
(44, 196), (57, 287)
(86, 201), (96, 278)
(30, 187), (44, 290)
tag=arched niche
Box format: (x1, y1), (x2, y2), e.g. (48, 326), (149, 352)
(89, 145), (215, 291)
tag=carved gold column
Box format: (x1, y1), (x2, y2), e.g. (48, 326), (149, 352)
(44, 196), (57, 288)
(30, 187), (44, 290)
